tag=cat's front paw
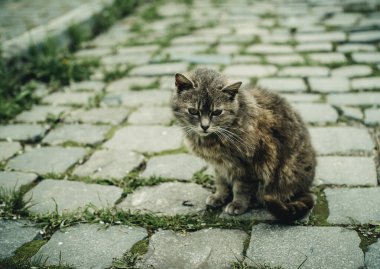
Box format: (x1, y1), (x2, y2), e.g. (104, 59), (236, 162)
(224, 201), (248, 215)
(206, 194), (226, 208)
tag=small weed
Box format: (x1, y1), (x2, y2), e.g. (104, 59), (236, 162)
(193, 171), (214, 189)
(308, 186), (329, 226)
(0, 186), (32, 218)
(140, 5), (162, 22)
(103, 64), (134, 82)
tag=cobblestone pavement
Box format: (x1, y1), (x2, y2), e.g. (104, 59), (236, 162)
(1, 0), (380, 268)
(0, 0), (95, 43)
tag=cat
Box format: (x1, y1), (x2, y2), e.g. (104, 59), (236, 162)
(171, 68), (316, 222)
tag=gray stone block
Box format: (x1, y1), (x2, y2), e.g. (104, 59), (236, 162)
(42, 92), (95, 106)
(246, 223), (364, 269)
(141, 229), (247, 269)
(365, 108), (380, 124)
(293, 103), (338, 123)
(315, 157), (377, 186)
(279, 66), (329, 77)
(42, 124), (110, 146)
(352, 52), (380, 63)
(309, 127), (374, 155)
(340, 106), (363, 120)
(281, 94), (321, 103)
(130, 63), (188, 76)
(295, 43), (333, 52)
(351, 77), (380, 90)
(223, 64), (278, 77)
(296, 31), (346, 43)
(246, 44), (293, 54)
(0, 220), (40, 259)
(118, 182), (210, 216)
(6, 146), (86, 175)
(24, 179), (123, 214)
(0, 171), (37, 192)
(73, 150), (144, 180)
(65, 81), (105, 92)
(141, 153), (206, 181)
(309, 77), (350, 93)
(15, 106), (70, 123)
(365, 239), (380, 269)
(106, 77), (157, 92)
(257, 78), (306, 92)
(0, 142), (22, 161)
(265, 54), (305, 65)
(103, 90), (171, 108)
(327, 93), (380, 106)
(349, 30), (380, 42)
(325, 187), (380, 224)
(128, 106), (173, 125)
(331, 65), (372, 77)
(104, 126), (182, 153)
(33, 224), (147, 269)
(308, 53), (346, 64)
(0, 124), (48, 142)
(65, 108), (130, 125)
(337, 44), (376, 53)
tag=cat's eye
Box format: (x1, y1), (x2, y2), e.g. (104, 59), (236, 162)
(188, 108), (199, 115)
(212, 109), (223, 116)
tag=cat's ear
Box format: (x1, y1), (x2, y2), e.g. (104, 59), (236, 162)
(222, 82), (242, 100)
(175, 73), (194, 92)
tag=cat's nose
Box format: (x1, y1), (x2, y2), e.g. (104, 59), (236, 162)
(201, 124), (209, 132)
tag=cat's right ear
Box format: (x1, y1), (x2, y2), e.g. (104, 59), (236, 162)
(175, 73), (194, 92)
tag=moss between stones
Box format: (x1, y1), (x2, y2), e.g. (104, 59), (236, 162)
(308, 186), (329, 226)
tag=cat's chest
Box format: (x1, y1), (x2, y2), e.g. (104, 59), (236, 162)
(185, 137), (232, 163)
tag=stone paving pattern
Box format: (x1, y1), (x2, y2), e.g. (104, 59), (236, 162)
(1, 0), (380, 268)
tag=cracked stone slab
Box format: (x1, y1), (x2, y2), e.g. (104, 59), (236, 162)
(0, 171), (37, 192)
(104, 126), (182, 153)
(129, 62), (188, 76)
(128, 106), (173, 125)
(141, 153), (206, 181)
(15, 105), (70, 123)
(325, 187), (380, 224)
(223, 64), (277, 77)
(73, 150), (144, 180)
(42, 92), (95, 106)
(102, 90), (171, 107)
(0, 141), (22, 161)
(309, 127), (374, 155)
(24, 179), (123, 214)
(315, 157), (377, 186)
(32, 224), (147, 269)
(340, 106), (363, 120)
(106, 77), (157, 92)
(118, 182), (210, 216)
(366, 239), (380, 269)
(6, 146), (86, 175)
(65, 108), (130, 125)
(0, 124), (48, 142)
(257, 78), (306, 92)
(293, 103), (338, 123)
(42, 124), (110, 146)
(140, 229), (247, 269)
(246, 223), (364, 269)
(0, 220), (40, 259)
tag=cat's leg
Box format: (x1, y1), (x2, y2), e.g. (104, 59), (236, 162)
(206, 174), (230, 208)
(224, 181), (253, 215)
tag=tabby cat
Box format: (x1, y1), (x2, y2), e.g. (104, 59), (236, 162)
(171, 68), (316, 222)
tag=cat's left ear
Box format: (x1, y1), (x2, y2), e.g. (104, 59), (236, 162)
(222, 82), (242, 100)
(175, 73), (194, 92)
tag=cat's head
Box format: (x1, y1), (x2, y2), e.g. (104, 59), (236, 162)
(171, 68), (242, 137)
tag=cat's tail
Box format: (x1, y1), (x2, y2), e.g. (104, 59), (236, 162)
(263, 192), (314, 223)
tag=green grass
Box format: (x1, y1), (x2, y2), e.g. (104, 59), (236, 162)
(0, 186), (32, 219)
